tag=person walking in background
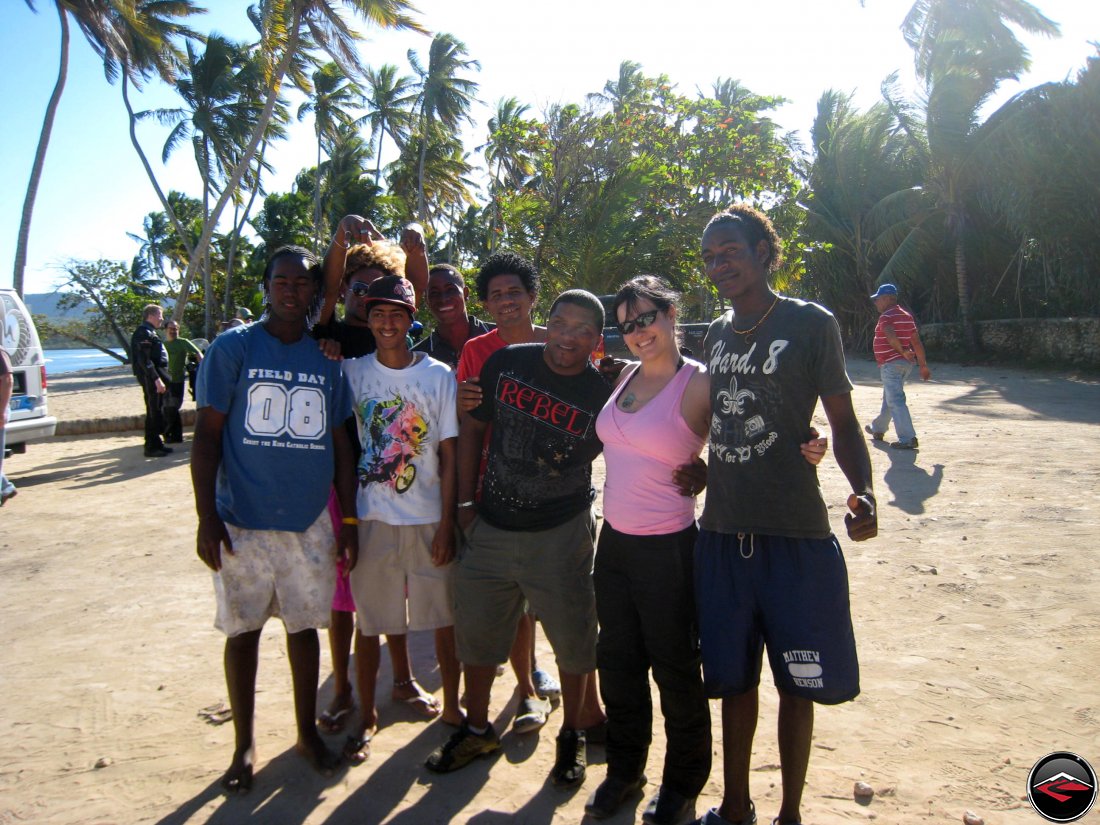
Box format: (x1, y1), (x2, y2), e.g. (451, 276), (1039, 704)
(866, 283), (931, 450)
(162, 320), (203, 444)
(191, 245), (358, 795)
(688, 206), (877, 825)
(131, 304), (172, 458)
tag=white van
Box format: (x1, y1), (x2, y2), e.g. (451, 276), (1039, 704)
(2, 288), (57, 452)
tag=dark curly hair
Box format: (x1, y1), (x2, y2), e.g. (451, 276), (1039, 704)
(475, 250), (540, 301)
(704, 205), (784, 274)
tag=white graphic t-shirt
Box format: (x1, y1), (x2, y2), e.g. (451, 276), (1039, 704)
(343, 352), (458, 526)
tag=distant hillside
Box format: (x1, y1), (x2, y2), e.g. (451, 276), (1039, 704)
(24, 292), (93, 322)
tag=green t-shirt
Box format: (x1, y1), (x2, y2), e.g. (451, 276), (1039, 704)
(164, 337), (203, 382)
(700, 297), (852, 539)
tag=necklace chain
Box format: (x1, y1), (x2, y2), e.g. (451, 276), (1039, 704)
(732, 294), (780, 341)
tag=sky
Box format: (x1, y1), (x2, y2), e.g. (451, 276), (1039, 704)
(1, 0), (1097, 296)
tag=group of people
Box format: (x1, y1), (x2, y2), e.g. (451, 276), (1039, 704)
(130, 305), (205, 457)
(188, 205), (893, 825)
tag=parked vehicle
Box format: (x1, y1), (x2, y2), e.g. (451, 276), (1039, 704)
(2, 288), (57, 453)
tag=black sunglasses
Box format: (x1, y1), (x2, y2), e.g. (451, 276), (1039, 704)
(618, 310), (660, 335)
(347, 282), (373, 297)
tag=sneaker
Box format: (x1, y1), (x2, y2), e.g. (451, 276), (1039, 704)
(512, 695), (552, 734)
(585, 773), (647, 819)
(890, 438), (919, 450)
(864, 425), (885, 442)
(532, 668), (561, 702)
(550, 727), (586, 787)
(643, 785), (696, 825)
(424, 722), (501, 773)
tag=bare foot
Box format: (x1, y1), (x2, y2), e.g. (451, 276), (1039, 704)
(318, 691), (355, 733)
(220, 744), (254, 795)
(295, 731), (339, 777)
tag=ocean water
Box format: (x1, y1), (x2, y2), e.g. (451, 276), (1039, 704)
(44, 348), (127, 375)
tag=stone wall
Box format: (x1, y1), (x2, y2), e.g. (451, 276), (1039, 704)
(920, 317), (1100, 367)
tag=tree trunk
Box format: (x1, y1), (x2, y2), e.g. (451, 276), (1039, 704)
(122, 75), (198, 280)
(173, 4), (303, 322)
(13, 2), (69, 298)
(374, 116), (385, 187)
(417, 102), (429, 223)
(955, 235), (979, 350)
(314, 132), (323, 254)
(223, 141), (266, 320)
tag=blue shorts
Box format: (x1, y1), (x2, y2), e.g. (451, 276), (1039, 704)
(694, 529), (859, 704)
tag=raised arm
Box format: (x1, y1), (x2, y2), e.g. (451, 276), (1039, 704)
(399, 224), (429, 309)
(820, 392), (877, 541)
(319, 215), (383, 325)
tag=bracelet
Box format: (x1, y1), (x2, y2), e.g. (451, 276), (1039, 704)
(341, 516), (359, 525)
(457, 501), (476, 509)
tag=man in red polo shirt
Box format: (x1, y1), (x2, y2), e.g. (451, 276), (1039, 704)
(866, 283), (931, 450)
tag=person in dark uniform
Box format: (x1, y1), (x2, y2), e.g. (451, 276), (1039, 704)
(131, 304), (172, 457)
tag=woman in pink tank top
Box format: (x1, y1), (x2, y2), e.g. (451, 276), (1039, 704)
(588, 276), (714, 820)
(587, 277), (828, 821)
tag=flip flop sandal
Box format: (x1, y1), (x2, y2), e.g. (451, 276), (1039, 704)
(318, 705), (355, 733)
(343, 731), (373, 766)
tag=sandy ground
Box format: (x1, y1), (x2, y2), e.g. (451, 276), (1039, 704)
(1, 357), (1098, 825)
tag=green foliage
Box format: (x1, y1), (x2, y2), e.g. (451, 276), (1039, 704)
(51, 259), (162, 355)
(487, 64), (801, 320)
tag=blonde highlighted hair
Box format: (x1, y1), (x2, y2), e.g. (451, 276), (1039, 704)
(344, 241), (406, 282)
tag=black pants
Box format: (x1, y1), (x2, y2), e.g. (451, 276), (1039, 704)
(141, 378), (165, 451)
(594, 521), (712, 797)
(163, 381), (184, 442)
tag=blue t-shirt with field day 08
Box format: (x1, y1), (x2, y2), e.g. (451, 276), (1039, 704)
(196, 323), (352, 532)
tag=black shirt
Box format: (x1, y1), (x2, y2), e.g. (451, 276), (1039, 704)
(413, 316), (493, 369)
(470, 343), (611, 531)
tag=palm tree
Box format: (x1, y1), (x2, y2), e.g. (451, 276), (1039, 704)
(298, 61), (365, 250)
(481, 97), (536, 249)
(589, 59), (646, 116)
(364, 63), (418, 187)
(320, 124), (381, 227)
(801, 90), (922, 342)
(14, 0), (202, 297)
(171, 0), (424, 320)
(881, 0), (1059, 344)
(408, 32), (481, 224)
(151, 34), (254, 335)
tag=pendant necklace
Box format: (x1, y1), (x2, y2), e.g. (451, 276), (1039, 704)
(733, 295), (780, 344)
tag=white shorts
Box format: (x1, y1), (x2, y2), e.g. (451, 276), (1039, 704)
(213, 509), (336, 637)
(350, 521), (454, 636)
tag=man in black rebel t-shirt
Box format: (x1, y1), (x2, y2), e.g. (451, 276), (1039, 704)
(426, 290), (610, 789)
